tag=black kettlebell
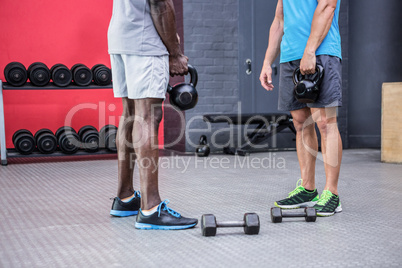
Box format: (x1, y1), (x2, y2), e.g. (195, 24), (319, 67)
(196, 135), (210, 157)
(293, 65), (324, 103)
(167, 64), (198, 111)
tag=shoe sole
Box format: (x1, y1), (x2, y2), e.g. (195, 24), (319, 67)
(274, 201), (317, 209)
(316, 205), (343, 217)
(134, 222), (197, 230)
(110, 210), (139, 217)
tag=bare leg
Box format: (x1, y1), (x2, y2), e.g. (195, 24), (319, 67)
(311, 107), (342, 195)
(116, 98), (136, 199)
(133, 98), (163, 210)
(291, 108), (318, 190)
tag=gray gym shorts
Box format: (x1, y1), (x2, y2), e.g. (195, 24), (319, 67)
(278, 55), (342, 111)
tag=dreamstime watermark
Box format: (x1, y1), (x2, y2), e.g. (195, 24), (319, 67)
(129, 153), (286, 174)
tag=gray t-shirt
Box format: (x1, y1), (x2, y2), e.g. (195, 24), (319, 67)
(108, 0), (168, 56)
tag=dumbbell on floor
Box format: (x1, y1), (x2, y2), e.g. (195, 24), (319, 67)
(201, 213), (260, 237)
(99, 124), (117, 152)
(271, 207), (317, 223)
(4, 62), (28, 87)
(55, 126), (80, 154)
(12, 129), (36, 155)
(34, 129), (57, 154)
(78, 125), (99, 152)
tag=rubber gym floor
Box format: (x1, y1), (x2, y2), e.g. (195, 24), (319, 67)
(0, 149), (401, 267)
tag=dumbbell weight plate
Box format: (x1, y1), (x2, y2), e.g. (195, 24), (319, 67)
(271, 207), (283, 223)
(92, 64), (112, 86)
(35, 129), (57, 154)
(4, 62), (28, 87)
(305, 207), (317, 222)
(81, 130), (99, 152)
(105, 128), (117, 152)
(51, 63), (72, 87)
(71, 63), (92, 87)
(99, 124), (117, 148)
(14, 132), (36, 155)
(243, 213), (260, 235)
(12, 129), (33, 145)
(28, 62), (51, 87)
(34, 128), (53, 141)
(78, 125), (97, 138)
(55, 126), (76, 141)
(59, 132), (80, 154)
(201, 214), (217, 237)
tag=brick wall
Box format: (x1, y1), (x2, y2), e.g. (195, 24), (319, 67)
(183, 0), (239, 152)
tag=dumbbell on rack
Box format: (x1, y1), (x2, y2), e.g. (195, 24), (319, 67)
(78, 125), (99, 152)
(270, 207), (317, 223)
(4, 62), (28, 87)
(28, 62), (51, 87)
(99, 124), (117, 152)
(12, 129), (36, 155)
(71, 64), (93, 87)
(34, 129), (57, 154)
(92, 64), (112, 86)
(55, 126), (81, 154)
(50, 64), (72, 87)
(201, 213), (260, 237)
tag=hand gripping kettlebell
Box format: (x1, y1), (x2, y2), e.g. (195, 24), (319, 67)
(293, 65), (324, 103)
(167, 65), (198, 111)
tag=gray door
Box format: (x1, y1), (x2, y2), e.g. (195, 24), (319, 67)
(238, 0), (280, 114)
(238, 0), (295, 149)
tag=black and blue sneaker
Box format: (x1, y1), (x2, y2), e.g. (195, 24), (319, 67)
(135, 200), (198, 230)
(110, 191), (141, 217)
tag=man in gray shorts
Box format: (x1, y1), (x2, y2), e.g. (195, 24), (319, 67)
(108, 0), (197, 229)
(260, 0), (343, 216)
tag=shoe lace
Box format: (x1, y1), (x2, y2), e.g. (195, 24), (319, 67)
(288, 179), (304, 197)
(157, 200), (181, 218)
(134, 191), (141, 198)
(316, 190), (332, 206)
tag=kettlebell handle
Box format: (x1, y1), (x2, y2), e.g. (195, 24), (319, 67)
(293, 65), (323, 85)
(187, 64), (198, 88)
(167, 64), (198, 93)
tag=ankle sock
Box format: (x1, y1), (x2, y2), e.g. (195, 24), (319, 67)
(141, 205), (158, 216)
(121, 194), (135, 203)
(304, 188), (315, 193)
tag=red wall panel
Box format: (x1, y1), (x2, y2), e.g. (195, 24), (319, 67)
(0, 0), (164, 149)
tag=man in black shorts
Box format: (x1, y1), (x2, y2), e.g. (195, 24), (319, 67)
(260, 0), (343, 216)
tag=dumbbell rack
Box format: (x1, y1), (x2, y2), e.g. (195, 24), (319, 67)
(0, 79), (115, 166)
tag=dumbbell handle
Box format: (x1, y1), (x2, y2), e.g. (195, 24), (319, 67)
(216, 221), (245, 228)
(281, 211), (307, 218)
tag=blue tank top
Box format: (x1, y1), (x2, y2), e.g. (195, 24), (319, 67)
(280, 0), (342, 63)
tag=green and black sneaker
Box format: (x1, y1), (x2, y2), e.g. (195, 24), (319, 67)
(274, 179), (319, 209)
(313, 189), (342, 217)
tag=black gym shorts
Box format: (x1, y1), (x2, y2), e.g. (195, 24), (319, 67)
(278, 55), (342, 111)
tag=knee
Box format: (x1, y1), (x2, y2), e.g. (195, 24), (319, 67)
(316, 118), (336, 136)
(137, 107), (163, 125)
(292, 119), (305, 133)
